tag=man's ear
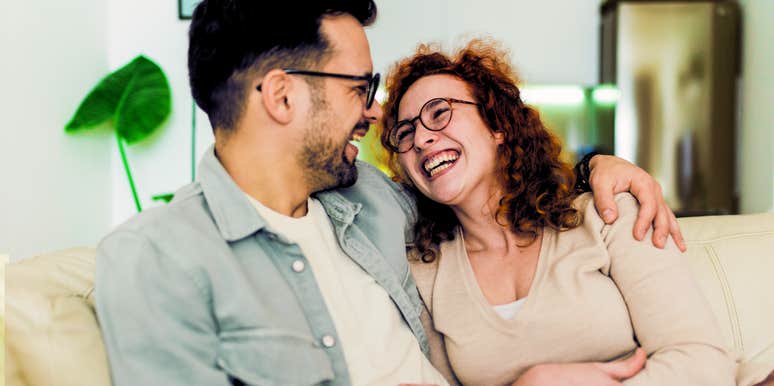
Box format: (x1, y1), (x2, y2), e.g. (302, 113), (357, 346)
(259, 69), (294, 124)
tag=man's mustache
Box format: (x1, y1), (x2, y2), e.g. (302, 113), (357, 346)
(353, 121), (371, 132)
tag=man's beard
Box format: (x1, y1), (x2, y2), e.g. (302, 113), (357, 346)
(299, 95), (359, 193)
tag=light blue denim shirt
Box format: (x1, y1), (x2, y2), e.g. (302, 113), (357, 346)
(95, 146), (426, 386)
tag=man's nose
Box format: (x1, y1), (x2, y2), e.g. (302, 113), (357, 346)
(364, 99), (383, 122)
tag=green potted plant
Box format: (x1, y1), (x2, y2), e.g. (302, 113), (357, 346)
(64, 55), (172, 212)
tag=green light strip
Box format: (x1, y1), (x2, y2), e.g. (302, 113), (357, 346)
(592, 85), (619, 105)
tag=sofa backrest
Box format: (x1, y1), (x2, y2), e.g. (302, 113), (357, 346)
(678, 212), (774, 386)
(4, 247), (110, 386)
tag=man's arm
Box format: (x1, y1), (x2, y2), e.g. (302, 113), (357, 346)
(575, 153), (686, 252)
(95, 231), (231, 386)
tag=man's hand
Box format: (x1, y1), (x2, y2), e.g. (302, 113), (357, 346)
(512, 348), (647, 386)
(587, 155), (686, 252)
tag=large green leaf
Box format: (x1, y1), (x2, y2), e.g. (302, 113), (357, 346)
(115, 57), (172, 143)
(65, 55), (171, 144)
(65, 60), (135, 131)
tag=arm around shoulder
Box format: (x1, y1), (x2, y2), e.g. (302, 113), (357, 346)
(96, 231), (232, 386)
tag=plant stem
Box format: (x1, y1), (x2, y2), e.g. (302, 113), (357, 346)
(191, 100), (196, 182)
(116, 132), (142, 213)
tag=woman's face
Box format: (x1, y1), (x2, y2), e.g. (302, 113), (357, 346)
(396, 74), (503, 207)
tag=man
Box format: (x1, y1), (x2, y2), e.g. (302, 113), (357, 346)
(95, 1), (683, 385)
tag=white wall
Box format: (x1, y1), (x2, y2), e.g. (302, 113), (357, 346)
(1, 0), (112, 260)
(738, 0), (774, 213)
(368, 0), (600, 84)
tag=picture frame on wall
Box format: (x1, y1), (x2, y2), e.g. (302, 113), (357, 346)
(178, 0), (203, 20)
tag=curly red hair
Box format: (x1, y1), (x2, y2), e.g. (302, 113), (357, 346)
(378, 39), (582, 262)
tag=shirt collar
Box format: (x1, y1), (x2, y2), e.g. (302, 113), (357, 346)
(197, 146), (267, 241)
(315, 189), (362, 226)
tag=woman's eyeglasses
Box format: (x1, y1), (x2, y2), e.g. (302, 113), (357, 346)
(388, 97), (480, 153)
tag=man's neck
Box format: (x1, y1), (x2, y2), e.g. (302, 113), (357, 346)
(215, 137), (311, 218)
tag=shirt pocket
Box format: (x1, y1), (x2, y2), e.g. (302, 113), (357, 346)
(216, 328), (335, 386)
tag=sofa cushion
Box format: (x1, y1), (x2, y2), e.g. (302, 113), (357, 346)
(5, 247), (110, 386)
(679, 212), (774, 386)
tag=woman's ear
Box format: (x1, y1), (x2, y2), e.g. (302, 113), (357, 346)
(259, 69), (294, 124)
(493, 131), (506, 144)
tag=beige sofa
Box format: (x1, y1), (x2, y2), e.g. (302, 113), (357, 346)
(4, 212), (774, 386)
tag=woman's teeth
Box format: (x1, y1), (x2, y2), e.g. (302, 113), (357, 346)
(428, 161), (454, 176)
(423, 152), (459, 177)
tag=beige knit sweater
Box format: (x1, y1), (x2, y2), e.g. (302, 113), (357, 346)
(412, 193), (737, 386)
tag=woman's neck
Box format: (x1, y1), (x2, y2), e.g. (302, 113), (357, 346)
(450, 187), (529, 254)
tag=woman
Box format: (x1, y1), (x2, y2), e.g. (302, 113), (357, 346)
(378, 40), (737, 386)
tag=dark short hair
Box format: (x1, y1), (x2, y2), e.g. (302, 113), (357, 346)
(188, 0), (377, 132)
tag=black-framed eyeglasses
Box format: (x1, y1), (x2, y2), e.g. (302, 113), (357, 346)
(388, 97), (480, 153)
(256, 69), (381, 109)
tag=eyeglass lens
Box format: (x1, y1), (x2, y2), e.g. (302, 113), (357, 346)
(391, 98), (453, 152)
(366, 73), (380, 108)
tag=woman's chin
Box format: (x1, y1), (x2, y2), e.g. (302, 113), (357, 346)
(421, 185), (465, 206)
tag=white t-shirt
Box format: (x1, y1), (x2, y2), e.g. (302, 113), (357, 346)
(492, 298), (527, 320)
(248, 196), (447, 386)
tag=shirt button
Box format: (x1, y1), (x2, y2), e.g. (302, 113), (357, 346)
(291, 260), (305, 273)
(321, 335), (336, 348)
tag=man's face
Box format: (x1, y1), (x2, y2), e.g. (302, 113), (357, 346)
(297, 14), (383, 193)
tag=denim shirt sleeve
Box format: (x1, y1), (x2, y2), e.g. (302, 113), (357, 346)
(95, 231), (231, 386)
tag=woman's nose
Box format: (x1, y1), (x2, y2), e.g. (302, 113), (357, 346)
(413, 123), (438, 151)
(364, 99), (383, 122)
